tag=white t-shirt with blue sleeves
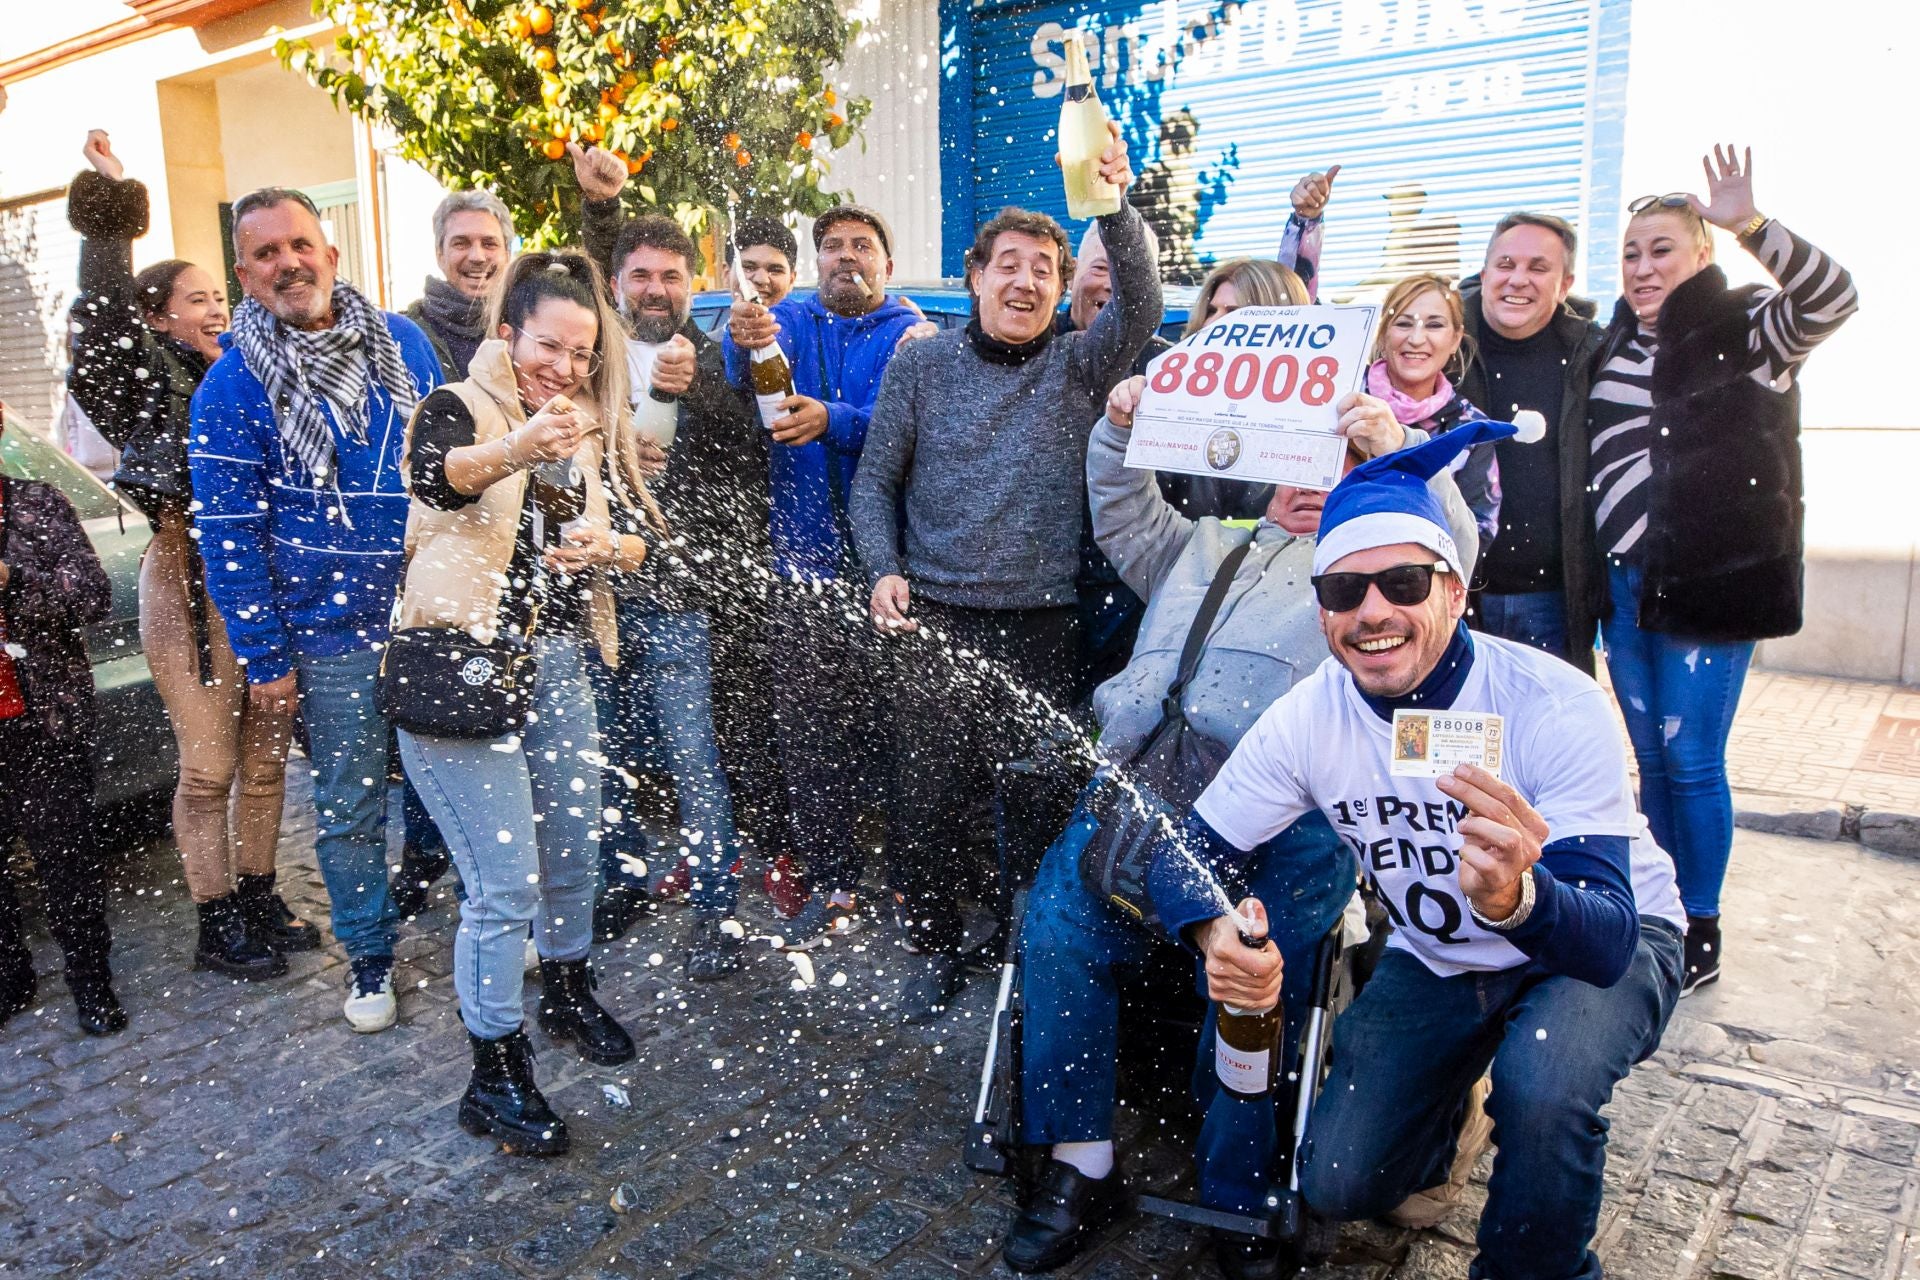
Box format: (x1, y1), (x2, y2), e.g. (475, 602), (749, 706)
(1195, 632), (1685, 979)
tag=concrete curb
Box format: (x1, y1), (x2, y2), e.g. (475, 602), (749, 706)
(1733, 789), (1920, 858)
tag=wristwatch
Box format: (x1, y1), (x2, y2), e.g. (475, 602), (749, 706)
(1735, 212), (1769, 243)
(1471, 866), (1537, 932)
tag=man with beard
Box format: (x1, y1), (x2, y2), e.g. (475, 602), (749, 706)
(389, 189), (514, 918)
(721, 203), (923, 951)
(189, 187), (443, 1034)
(568, 148), (782, 973)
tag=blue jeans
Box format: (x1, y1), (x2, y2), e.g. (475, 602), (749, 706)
(294, 647), (400, 962)
(1475, 590), (1570, 661)
(591, 602), (742, 919)
(1602, 564), (1755, 918)
(1019, 792), (1356, 1215)
(398, 635), (602, 1040)
(1302, 921), (1683, 1280)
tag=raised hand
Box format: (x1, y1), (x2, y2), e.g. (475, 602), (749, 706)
(729, 297), (779, 351)
(1688, 144), (1759, 232)
(1334, 391), (1404, 459)
(566, 141), (628, 203)
(1105, 374), (1147, 430)
(83, 130), (124, 181)
(1291, 164), (1341, 220)
(649, 334), (697, 396)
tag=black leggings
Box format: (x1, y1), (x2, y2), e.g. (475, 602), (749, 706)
(0, 716), (110, 980)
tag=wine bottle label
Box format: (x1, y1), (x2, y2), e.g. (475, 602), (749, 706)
(755, 392), (786, 431)
(1215, 1035), (1271, 1097)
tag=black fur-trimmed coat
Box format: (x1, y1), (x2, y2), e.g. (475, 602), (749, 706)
(1598, 265), (1805, 642)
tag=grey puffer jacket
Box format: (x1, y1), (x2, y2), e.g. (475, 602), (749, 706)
(1086, 417), (1479, 760)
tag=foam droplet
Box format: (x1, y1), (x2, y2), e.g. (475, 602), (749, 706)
(1512, 410), (1546, 444)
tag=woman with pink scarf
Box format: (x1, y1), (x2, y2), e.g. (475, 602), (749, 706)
(1367, 273), (1501, 552)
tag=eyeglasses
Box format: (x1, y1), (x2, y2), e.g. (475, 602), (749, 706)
(1310, 562), (1450, 612)
(1628, 193), (1695, 216)
(514, 327), (601, 376)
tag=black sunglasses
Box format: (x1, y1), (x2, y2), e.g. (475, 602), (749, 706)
(1628, 192), (1694, 216)
(1310, 562), (1450, 612)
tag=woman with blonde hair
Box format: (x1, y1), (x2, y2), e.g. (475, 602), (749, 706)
(394, 249), (665, 1156)
(1367, 273), (1500, 548)
(1181, 256), (1310, 338)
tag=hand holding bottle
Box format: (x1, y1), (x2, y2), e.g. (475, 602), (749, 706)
(729, 297), (780, 352)
(509, 395), (585, 467)
(649, 334), (697, 396)
(1198, 898), (1280, 1011)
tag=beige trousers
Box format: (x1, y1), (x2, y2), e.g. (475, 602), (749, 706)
(140, 515), (292, 902)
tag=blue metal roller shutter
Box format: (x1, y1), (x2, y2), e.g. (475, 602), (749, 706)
(949, 0), (1629, 294)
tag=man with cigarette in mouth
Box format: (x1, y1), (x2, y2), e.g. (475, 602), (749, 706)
(721, 205), (921, 951)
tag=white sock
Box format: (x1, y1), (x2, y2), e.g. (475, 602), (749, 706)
(1053, 1140), (1115, 1180)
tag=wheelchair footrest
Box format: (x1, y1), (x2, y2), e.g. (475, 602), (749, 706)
(963, 1122), (1011, 1177)
(1134, 1194), (1276, 1239)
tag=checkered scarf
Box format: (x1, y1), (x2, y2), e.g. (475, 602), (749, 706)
(230, 279), (418, 482)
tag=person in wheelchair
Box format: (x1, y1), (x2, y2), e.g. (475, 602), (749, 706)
(1159, 421), (1687, 1280)
(999, 372), (1479, 1278)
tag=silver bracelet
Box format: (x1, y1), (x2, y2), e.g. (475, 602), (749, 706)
(1471, 866), (1537, 932)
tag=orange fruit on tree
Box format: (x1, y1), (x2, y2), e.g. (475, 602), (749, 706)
(735, 148), (751, 166)
(598, 102), (619, 124)
(796, 130), (813, 148)
(827, 113), (845, 128)
(625, 154), (645, 175)
(526, 4), (553, 35)
(659, 35), (677, 52)
(823, 88), (837, 105)
(507, 11), (532, 39)
(581, 12), (599, 32)
(534, 46), (557, 70)
(551, 120), (571, 138)
(541, 138), (568, 160)
(541, 77), (565, 106)
(724, 132), (740, 148)
(581, 122), (603, 142)
(567, 0), (594, 9)
(660, 117), (679, 131)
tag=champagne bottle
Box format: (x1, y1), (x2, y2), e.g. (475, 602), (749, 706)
(749, 342), (796, 433)
(634, 382), (679, 451)
(530, 457), (585, 551)
(1214, 932), (1282, 1100)
(1058, 33), (1121, 220)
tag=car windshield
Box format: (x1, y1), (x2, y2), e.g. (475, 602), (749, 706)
(0, 415), (126, 522)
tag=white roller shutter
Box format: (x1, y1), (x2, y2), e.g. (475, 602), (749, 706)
(0, 191), (80, 435)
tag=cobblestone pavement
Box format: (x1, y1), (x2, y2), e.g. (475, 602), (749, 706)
(4, 780), (1920, 1279)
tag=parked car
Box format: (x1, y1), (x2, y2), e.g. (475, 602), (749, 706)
(689, 280), (1197, 341)
(0, 406), (174, 829)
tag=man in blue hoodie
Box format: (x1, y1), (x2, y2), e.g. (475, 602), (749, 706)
(189, 187), (442, 1035)
(723, 205), (921, 945)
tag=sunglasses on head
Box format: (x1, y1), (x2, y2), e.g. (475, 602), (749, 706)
(1628, 193), (1695, 216)
(1310, 561), (1450, 612)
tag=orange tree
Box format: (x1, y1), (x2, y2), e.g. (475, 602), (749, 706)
(277, 0), (869, 246)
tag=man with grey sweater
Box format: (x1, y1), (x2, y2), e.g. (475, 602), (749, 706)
(849, 123), (1161, 1021)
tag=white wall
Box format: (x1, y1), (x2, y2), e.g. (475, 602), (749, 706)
(1619, 0), (1918, 681)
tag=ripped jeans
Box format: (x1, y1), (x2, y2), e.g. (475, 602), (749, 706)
(1602, 563), (1754, 918)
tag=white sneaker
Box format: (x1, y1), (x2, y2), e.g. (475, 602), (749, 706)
(343, 957), (397, 1034)
(524, 935), (540, 973)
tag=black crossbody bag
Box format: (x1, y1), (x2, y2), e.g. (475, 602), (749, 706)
(1079, 538), (1253, 928)
(377, 568), (545, 741)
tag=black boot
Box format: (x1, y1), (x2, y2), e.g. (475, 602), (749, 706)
(1682, 914), (1722, 997)
(194, 895), (288, 980)
(1002, 1159), (1129, 1273)
(592, 877), (655, 944)
(236, 874), (322, 953)
(459, 1030), (569, 1156)
(389, 843), (451, 919)
(68, 968), (128, 1037)
(0, 949), (35, 1027)
(686, 918), (743, 982)
(536, 958), (638, 1065)
(1213, 1230), (1284, 1280)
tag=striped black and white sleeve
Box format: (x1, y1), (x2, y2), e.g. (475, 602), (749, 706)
(1744, 221), (1859, 391)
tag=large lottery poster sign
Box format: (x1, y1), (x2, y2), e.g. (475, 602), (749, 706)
(1124, 304), (1379, 491)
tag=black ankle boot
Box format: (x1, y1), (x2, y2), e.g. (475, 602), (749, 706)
(1002, 1159), (1129, 1273)
(591, 878), (655, 944)
(389, 843), (451, 919)
(68, 969), (128, 1037)
(1682, 914), (1722, 997)
(1, 949), (36, 1027)
(236, 875), (322, 953)
(194, 895), (288, 980)
(459, 1030), (569, 1156)
(537, 958), (638, 1065)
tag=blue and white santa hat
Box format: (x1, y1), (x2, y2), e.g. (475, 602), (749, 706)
(1311, 411), (1544, 578)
